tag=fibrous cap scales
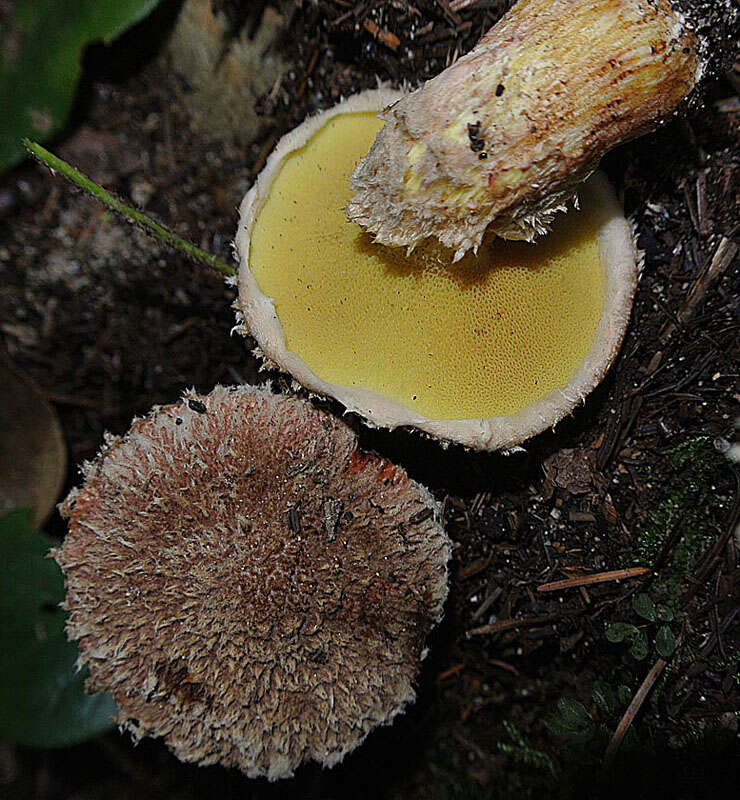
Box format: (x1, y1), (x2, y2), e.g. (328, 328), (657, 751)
(55, 385), (449, 780)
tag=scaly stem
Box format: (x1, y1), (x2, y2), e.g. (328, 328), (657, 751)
(23, 139), (236, 278)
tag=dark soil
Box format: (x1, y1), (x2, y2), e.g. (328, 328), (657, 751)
(1, 2), (738, 798)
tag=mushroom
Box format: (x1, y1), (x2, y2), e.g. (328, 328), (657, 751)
(54, 384), (449, 780)
(235, 90), (639, 451)
(347, 0), (702, 259)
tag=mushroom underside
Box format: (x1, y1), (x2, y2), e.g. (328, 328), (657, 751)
(235, 90), (639, 451)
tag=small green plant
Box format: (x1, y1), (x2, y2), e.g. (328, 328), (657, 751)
(427, 763), (497, 800)
(544, 696), (596, 743)
(543, 678), (644, 763)
(544, 694), (612, 755)
(605, 592), (677, 661)
(497, 720), (558, 778)
(605, 435), (732, 668)
(591, 679), (633, 716)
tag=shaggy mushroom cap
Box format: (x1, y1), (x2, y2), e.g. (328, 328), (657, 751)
(235, 90), (639, 451)
(55, 385), (449, 780)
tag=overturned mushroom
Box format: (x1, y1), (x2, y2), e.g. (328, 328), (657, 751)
(55, 384), (449, 780)
(235, 90), (639, 451)
(347, 0), (702, 259)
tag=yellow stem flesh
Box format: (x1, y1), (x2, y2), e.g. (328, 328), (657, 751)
(250, 113), (604, 420)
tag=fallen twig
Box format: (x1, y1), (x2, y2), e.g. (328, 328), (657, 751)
(659, 236), (738, 344)
(436, 0), (462, 26)
(251, 131), (277, 177)
(436, 662), (465, 682)
(363, 19), (400, 51)
(470, 587), (502, 622)
(488, 658), (520, 676)
(537, 567), (650, 593)
(467, 613), (561, 637)
(42, 391), (102, 409)
(600, 235), (738, 469)
(604, 656), (668, 767)
(458, 551), (494, 580)
(297, 46), (321, 98)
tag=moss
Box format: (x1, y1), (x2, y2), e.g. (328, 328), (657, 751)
(635, 436), (732, 583)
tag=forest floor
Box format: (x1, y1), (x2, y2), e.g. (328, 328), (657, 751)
(0, 1), (738, 798)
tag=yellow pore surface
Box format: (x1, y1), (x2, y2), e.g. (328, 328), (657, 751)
(250, 112), (605, 420)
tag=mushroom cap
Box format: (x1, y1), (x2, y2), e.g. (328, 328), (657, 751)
(235, 90), (639, 451)
(55, 384), (449, 780)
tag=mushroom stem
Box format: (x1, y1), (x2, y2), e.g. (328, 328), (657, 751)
(347, 0), (702, 260)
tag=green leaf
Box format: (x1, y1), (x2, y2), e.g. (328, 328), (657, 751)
(0, 0), (161, 171)
(630, 629), (650, 660)
(617, 685), (633, 707)
(0, 510), (117, 747)
(617, 684), (633, 706)
(655, 625), (677, 659)
(656, 603), (675, 622)
(605, 622), (639, 643)
(556, 697), (592, 728)
(592, 680), (615, 714)
(502, 719), (526, 747)
(632, 593), (657, 622)
(544, 712), (580, 736)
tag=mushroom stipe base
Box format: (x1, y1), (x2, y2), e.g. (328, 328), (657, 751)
(236, 90), (639, 451)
